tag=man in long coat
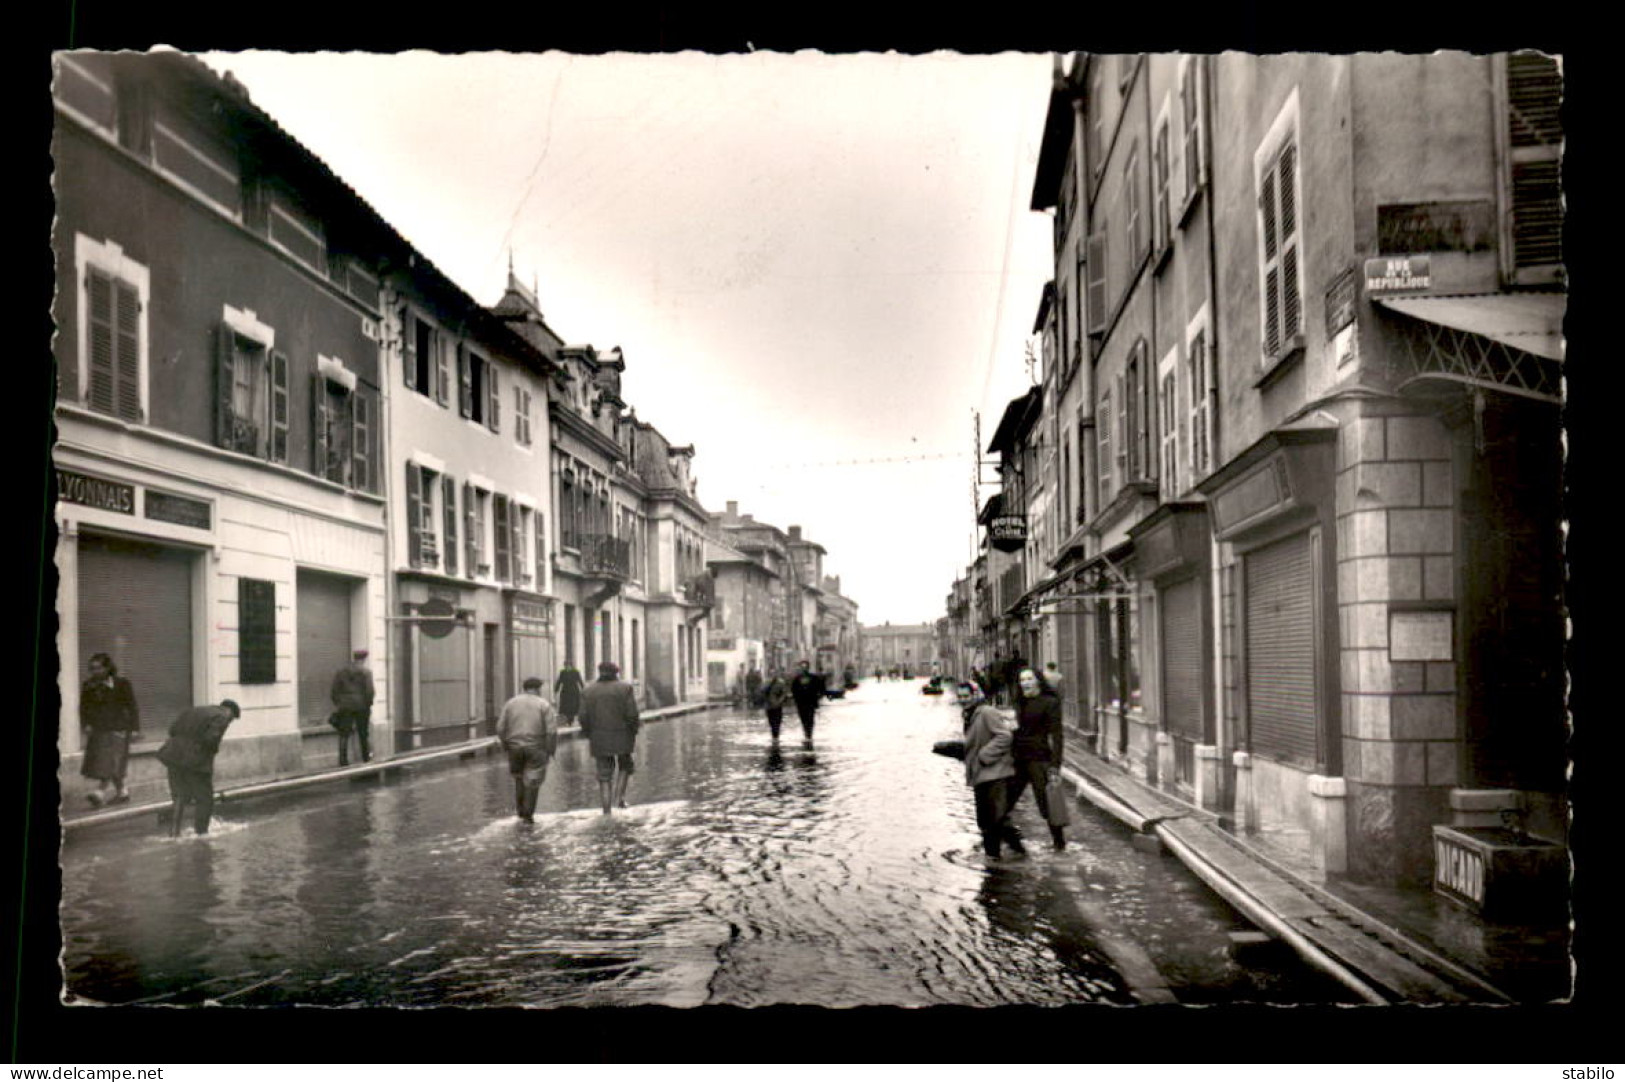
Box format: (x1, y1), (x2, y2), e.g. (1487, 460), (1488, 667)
(156, 699), (239, 837)
(789, 660), (826, 746)
(80, 652), (139, 807)
(578, 661), (641, 814)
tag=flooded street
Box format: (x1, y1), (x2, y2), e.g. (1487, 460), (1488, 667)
(61, 680), (1353, 1007)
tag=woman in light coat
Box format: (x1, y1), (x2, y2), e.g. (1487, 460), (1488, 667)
(961, 682), (1025, 859)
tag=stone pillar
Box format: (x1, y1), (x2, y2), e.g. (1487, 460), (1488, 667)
(1195, 743), (1224, 811)
(1308, 774), (1348, 873)
(1155, 730), (1174, 793)
(1233, 751), (1257, 832)
(1449, 788), (1524, 829)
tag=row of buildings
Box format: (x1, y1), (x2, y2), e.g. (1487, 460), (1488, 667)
(51, 51), (857, 807)
(941, 52), (1565, 895)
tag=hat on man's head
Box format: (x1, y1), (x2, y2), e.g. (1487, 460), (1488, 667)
(598, 661), (620, 676)
(522, 676), (544, 690)
(353, 648), (369, 659)
(220, 699), (241, 718)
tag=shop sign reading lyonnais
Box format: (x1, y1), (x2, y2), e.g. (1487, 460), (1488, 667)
(1363, 255), (1431, 294)
(57, 468), (134, 515)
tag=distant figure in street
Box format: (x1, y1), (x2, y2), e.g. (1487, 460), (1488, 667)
(763, 668), (790, 742)
(959, 680), (1024, 859)
(497, 677), (557, 823)
(789, 660), (825, 746)
(156, 699), (240, 837)
(1009, 667), (1067, 851)
(745, 665), (763, 711)
(329, 648), (376, 766)
(842, 664), (857, 690)
(579, 661), (641, 814)
(553, 663), (585, 726)
(1043, 661), (1065, 697)
(80, 653), (139, 807)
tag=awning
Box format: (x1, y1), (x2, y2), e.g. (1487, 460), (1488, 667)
(1375, 292), (1565, 362)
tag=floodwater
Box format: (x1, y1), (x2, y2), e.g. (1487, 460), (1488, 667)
(60, 679), (1353, 1007)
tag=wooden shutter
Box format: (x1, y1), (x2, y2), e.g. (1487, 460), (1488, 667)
(268, 351), (289, 463)
(238, 577), (277, 684)
(464, 482), (477, 575)
(1126, 142), (1144, 261)
(352, 391), (370, 491)
(1245, 532), (1317, 764)
(458, 345), (473, 419)
(1260, 161), (1281, 356)
(312, 373), (330, 481)
(435, 331), (451, 405)
(494, 495), (511, 582)
(1154, 122), (1172, 250)
(1086, 233), (1108, 335)
(1278, 143), (1301, 340)
(401, 308), (417, 388)
(405, 462), (422, 568)
(487, 362), (500, 432)
(85, 268), (117, 414)
(442, 475), (458, 576)
(1507, 53), (1563, 271)
(1162, 576), (1204, 741)
(113, 278), (141, 421)
(1182, 60), (1201, 195)
(215, 323), (236, 448)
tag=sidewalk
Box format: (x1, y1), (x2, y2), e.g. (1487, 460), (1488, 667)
(61, 700), (716, 834)
(1056, 740), (1571, 1004)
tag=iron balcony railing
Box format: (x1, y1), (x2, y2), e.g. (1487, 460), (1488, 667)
(580, 532), (631, 579)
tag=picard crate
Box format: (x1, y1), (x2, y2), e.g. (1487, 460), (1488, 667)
(1432, 825), (1566, 922)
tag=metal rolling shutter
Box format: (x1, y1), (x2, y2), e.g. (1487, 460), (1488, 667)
(1162, 576), (1204, 741)
(296, 570), (354, 727)
(78, 534), (193, 734)
(1245, 532), (1317, 763)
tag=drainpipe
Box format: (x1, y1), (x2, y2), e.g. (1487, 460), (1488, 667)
(379, 278), (400, 758)
(1201, 55), (1231, 784)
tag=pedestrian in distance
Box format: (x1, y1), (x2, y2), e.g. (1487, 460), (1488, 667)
(1043, 660), (1065, 697)
(497, 676), (557, 823)
(329, 648), (376, 766)
(553, 663), (585, 727)
(579, 660), (641, 814)
(1008, 667), (1068, 851)
(156, 699), (239, 837)
(959, 680), (1025, 860)
(762, 667), (790, 742)
(80, 652), (139, 807)
(789, 660), (826, 745)
(745, 665), (763, 711)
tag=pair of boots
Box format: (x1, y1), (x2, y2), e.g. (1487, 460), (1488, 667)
(598, 776), (630, 815)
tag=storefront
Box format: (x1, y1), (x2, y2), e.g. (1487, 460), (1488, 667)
(505, 591), (556, 698)
(395, 577), (476, 750)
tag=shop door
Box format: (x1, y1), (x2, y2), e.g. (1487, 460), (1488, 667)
(1245, 532), (1317, 765)
(483, 623), (500, 737)
(296, 570), (354, 729)
(78, 533), (194, 736)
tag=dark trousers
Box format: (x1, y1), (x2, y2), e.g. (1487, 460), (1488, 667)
(794, 701), (816, 740)
(973, 778), (1024, 857)
(166, 766), (215, 835)
(1005, 759), (1066, 847)
(766, 706), (785, 740)
(336, 710), (372, 765)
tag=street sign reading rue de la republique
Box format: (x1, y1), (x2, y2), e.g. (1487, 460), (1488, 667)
(1363, 255), (1432, 294)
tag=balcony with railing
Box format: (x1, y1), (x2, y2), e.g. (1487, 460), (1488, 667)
(580, 532), (631, 580)
(681, 569), (716, 607)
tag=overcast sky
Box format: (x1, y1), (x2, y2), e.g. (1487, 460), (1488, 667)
(198, 49), (1055, 626)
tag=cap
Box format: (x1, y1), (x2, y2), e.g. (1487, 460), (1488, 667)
(522, 676), (544, 690)
(598, 661), (620, 676)
(353, 648), (370, 659)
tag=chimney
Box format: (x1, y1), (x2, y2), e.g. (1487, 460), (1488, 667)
(726, 500), (738, 519)
(789, 525), (802, 541)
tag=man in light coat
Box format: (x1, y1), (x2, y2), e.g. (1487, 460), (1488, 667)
(579, 661), (641, 814)
(497, 676), (557, 823)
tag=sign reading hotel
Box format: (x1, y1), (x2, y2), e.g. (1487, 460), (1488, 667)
(1363, 255), (1431, 294)
(988, 514), (1027, 552)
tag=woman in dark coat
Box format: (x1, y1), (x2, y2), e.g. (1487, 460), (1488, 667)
(1007, 666), (1067, 850)
(553, 664), (585, 724)
(80, 653), (139, 806)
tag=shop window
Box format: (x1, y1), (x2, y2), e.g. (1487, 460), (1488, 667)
(75, 235), (149, 424)
(238, 577), (277, 684)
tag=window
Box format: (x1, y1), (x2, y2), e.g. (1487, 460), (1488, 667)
(1077, 413), (1091, 524)
(1127, 339), (1151, 483)
(402, 312), (449, 402)
(1087, 66), (1107, 180)
(1187, 322), (1214, 480)
(559, 466), (578, 550)
(1180, 56), (1206, 205)
(1504, 52), (1563, 281)
(153, 106), (240, 219)
(267, 191), (326, 274)
(238, 577), (277, 684)
(516, 506), (536, 586)
(1153, 115), (1173, 256)
(1098, 387), (1114, 505)
(1255, 92), (1303, 365)
(55, 53), (117, 137)
(75, 234), (148, 424)
(1085, 232), (1108, 337)
(313, 376), (352, 485)
(405, 462), (441, 569)
(215, 307), (287, 463)
(465, 485), (489, 578)
(1125, 140), (1147, 265)
(514, 384), (533, 446)
(459, 348), (500, 431)
(1159, 347), (1181, 495)
(534, 510), (547, 586)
